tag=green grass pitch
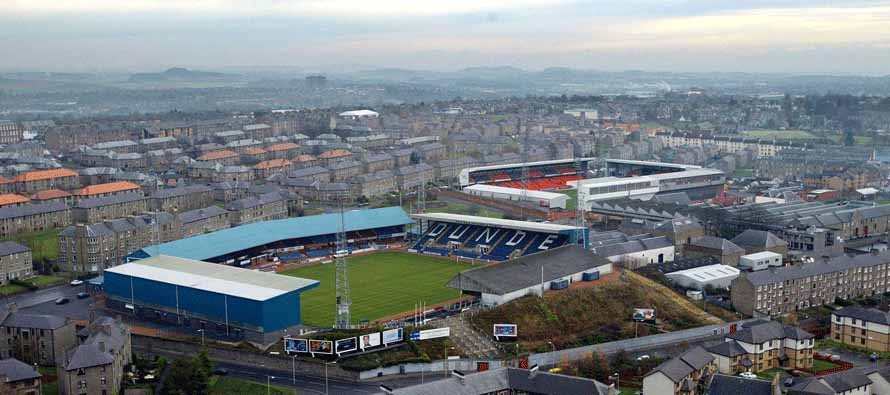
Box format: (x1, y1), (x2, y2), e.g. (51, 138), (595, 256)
(281, 251), (479, 327)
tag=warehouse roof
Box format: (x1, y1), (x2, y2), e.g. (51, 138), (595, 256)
(665, 264), (740, 283)
(446, 245), (609, 295)
(412, 212), (582, 234)
(135, 206), (412, 260)
(106, 255), (318, 301)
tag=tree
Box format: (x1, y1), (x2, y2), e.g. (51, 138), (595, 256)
(159, 357), (210, 395)
(844, 129), (855, 146)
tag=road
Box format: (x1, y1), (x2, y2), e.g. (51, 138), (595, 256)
(140, 348), (442, 395)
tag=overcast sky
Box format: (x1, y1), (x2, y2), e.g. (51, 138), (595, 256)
(3, 0), (890, 74)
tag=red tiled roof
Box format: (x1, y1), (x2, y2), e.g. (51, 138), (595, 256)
(266, 142), (299, 152)
(254, 159), (292, 170)
(0, 194), (30, 207)
(197, 150), (239, 161)
(294, 154), (317, 162)
(31, 189), (72, 200)
(14, 168), (78, 182)
(75, 181), (140, 196)
(318, 149), (352, 159)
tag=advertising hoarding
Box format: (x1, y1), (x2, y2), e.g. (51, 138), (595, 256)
(335, 337), (358, 354)
(360, 332), (382, 350)
(633, 308), (656, 322)
(410, 327), (450, 341)
(493, 324), (518, 338)
(308, 339), (333, 354)
(284, 338), (308, 353)
(382, 328), (403, 344)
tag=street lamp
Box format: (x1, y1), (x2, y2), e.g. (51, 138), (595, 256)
(266, 375), (275, 395)
(610, 372), (620, 393)
(444, 346), (456, 377)
(325, 361), (336, 395)
(547, 341), (556, 368)
(197, 329), (205, 346)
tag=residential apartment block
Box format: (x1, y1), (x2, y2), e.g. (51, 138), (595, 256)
(0, 308), (77, 366)
(58, 213), (177, 274)
(731, 252), (890, 316)
(149, 185), (213, 213)
(13, 169), (80, 194)
(707, 321), (814, 374)
(0, 202), (70, 237)
(72, 193), (148, 223)
(179, 206), (229, 238)
(830, 306), (890, 352)
(0, 242), (33, 285)
(60, 317), (132, 395)
(225, 191), (290, 226)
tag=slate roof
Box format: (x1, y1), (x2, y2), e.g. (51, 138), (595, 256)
(1, 312), (68, 330)
(75, 192), (145, 209)
(731, 230), (787, 250)
(226, 191), (288, 211)
(0, 358), (40, 383)
(789, 368), (873, 394)
(0, 241), (29, 256)
(447, 245), (610, 295)
(726, 320), (813, 344)
(743, 251), (890, 286)
(689, 236), (745, 254)
(648, 356), (695, 383)
(178, 206), (228, 224)
(708, 374), (773, 395)
(0, 201), (68, 220)
(833, 306), (890, 325)
(706, 340), (747, 357)
(151, 185), (211, 199)
(288, 166), (329, 178)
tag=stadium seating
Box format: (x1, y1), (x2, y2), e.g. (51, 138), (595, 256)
(278, 251), (304, 261)
(522, 234), (569, 255)
(452, 250), (479, 259)
(306, 249), (330, 258)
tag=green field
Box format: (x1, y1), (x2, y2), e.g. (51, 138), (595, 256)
(557, 188), (578, 211)
(210, 375), (293, 395)
(742, 129), (816, 139)
(733, 168), (754, 178)
(281, 252), (478, 327)
(1, 228), (60, 263)
(424, 201), (504, 219)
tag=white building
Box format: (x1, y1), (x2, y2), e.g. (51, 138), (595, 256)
(463, 184), (570, 210)
(338, 109), (379, 119)
(563, 108), (598, 120)
(739, 251), (783, 272)
(590, 236), (675, 268)
(665, 264), (740, 290)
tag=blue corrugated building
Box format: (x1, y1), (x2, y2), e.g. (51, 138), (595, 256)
(127, 206), (412, 263)
(104, 255), (318, 345)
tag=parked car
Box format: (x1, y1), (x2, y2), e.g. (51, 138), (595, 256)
(739, 372), (758, 379)
(212, 368), (228, 376)
(55, 297), (70, 305)
(69, 279), (83, 286)
(830, 355), (842, 362)
(76, 292), (90, 299)
(636, 355), (650, 361)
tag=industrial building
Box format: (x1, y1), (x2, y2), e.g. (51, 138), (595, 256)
(446, 245), (612, 306)
(127, 206), (412, 263)
(104, 255), (318, 345)
(462, 184), (570, 210)
(665, 264), (740, 290)
(738, 251), (783, 272)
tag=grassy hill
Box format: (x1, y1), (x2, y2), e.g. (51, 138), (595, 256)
(471, 271), (721, 351)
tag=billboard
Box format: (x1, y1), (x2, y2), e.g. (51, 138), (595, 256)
(284, 338), (308, 353)
(336, 337), (358, 354)
(410, 327), (450, 341)
(360, 332), (382, 350)
(493, 324), (518, 338)
(633, 308), (656, 322)
(382, 328), (403, 344)
(308, 339), (333, 354)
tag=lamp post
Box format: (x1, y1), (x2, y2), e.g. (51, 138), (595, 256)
(266, 375), (275, 395)
(292, 355), (296, 385)
(547, 341), (556, 368)
(197, 329), (205, 346)
(444, 346), (456, 377)
(610, 372), (620, 393)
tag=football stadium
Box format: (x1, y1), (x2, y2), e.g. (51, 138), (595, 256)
(410, 212), (588, 261)
(126, 206), (412, 264)
(458, 158), (597, 190)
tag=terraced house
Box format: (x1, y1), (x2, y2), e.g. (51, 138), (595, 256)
(13, 169), (80, 194)
(0, 202), (70, 237)
(149, 185), (213, 213)
(72, 193), (148, 223)
(0, 242), (33, 285)
(58, 213), (177, 274)
(731, 252), (890, 316)
(643, 346), (716, 395)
